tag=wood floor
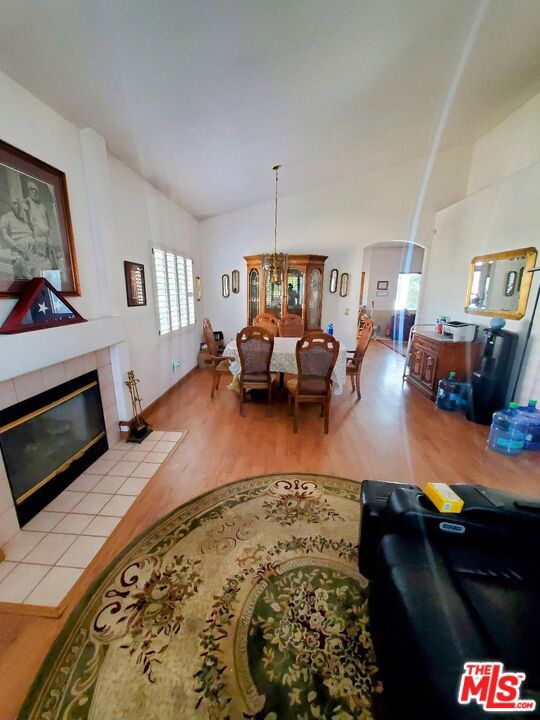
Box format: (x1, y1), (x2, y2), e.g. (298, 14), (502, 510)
(0, 341), (537, 718)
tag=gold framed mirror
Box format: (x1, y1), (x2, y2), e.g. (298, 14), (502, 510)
(464, 247), (537, 320)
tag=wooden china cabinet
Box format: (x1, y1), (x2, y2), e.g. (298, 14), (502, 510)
(244, 254), (327, 329)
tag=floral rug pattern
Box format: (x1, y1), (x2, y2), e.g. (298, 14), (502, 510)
(19, 474), (381, 720)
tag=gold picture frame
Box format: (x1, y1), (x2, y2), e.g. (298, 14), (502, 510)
(464, 247), (537, 320)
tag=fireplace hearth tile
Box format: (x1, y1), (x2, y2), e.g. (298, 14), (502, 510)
(144, 452), (168, 464)
(69, 474), (103, 492)
(56, 535), (107, 569)
(24, 566), (84, 607)
(149, 431), (166, 440)
(99, 494), (136, 517)
(82, 515), (122, 537)
(106, 461), (139, 477)
(25, 533), (78, 565)
(122, 450), (148, 464)
(117, 477), (149, 495)
(0, 380), (17, 411)
(14, 371), (45, 403)
(24, 511), (65, 532)
(3, 531), (46, 561)
(45, 491), (86, 513)
(152, 441), (177, 454)
(101, 449), (128, 462)
(91, 476), (126, 494)
(137, 438), (158, 451)
(85, 459), (118, 475)
(131, 463), (160, 479)
(63, 356), (85, 381)
(161, 432), (183, 442)
(0, 560), (17, 583)
(0, 563), (49, 603)
(40, 363), (67, 391)
(71, 493), (112, 515)
(53, 514), (95, 534)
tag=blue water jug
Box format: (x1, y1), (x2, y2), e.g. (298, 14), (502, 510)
(487, 403), (527, 456)
(436, 372), (463, 411)
(327, 323), (334, 336)
(517, 399), (540, 451)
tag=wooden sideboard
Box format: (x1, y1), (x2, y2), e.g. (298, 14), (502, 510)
(405, 330), (480, 400)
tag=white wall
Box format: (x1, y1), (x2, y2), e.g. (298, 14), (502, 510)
(420, 93), (540, 403)
(0, 69), (201, 413)
(200, 145), (471, 349)
(108, 157), (201, 409)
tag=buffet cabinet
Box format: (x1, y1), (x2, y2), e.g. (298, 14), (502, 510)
(244, 254), (327, 329)
(405, 330), (480, 400)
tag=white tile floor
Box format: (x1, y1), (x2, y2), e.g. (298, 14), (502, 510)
(0, 430), (184, 609)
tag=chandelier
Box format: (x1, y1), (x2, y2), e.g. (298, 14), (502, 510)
(262, 164), (288, 284)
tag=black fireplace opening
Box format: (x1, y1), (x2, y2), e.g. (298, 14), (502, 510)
(0, 370), (109, 526)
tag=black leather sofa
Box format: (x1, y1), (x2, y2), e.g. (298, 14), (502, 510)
(360, 481), (540, 719)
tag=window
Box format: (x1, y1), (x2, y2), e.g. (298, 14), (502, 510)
(153, 248), (195, 335)
(395, 272), (421, 311)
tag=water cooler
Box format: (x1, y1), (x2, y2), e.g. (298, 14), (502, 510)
(466, 325), (518, 425)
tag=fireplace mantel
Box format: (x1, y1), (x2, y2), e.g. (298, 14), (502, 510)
(0, 317), (126, 382)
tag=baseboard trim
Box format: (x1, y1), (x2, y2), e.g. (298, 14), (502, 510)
(118, 365), (199, 426)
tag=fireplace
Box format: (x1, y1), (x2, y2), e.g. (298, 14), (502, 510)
(0, 370), (108, 526)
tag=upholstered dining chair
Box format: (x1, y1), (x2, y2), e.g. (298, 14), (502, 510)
(285, 332), (340, 433)
(203, 317), (232, 399)
(236, 326), (276, 416)
(278, 313), (304, 337)
(253, 312), (279, 337)
(346, 318), (373, 400)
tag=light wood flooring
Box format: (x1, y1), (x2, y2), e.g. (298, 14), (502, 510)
(0, 340), (537, 718)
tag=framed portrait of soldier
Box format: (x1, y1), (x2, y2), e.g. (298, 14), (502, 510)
(0, 139), (80, 297)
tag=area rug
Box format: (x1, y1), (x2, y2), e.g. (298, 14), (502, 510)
(20, 474), (382, 720)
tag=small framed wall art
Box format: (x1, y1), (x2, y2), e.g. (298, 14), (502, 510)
(124, 261), (147, 306)
(339, 272), (349, 297)
(195, 275), (202, 301)
(231, 269), (240, 294)
(329, 268), (338, 293)
(222, 274), (230, 298)
(377, 280), (389, 290)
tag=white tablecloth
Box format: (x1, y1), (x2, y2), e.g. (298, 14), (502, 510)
(223, 336), (348, 394)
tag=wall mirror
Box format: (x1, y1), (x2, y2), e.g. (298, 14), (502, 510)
(221, 274), (230, 298)
(231, 269), (240, 294)
(339, 272), (349, 297)
(329, 268), (338, 293)
(464, 247), (537, 319)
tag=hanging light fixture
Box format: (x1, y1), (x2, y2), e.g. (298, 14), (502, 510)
(262, 164), (288, 285)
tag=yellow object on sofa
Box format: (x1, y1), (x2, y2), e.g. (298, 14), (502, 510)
(425, 482), (464, 514)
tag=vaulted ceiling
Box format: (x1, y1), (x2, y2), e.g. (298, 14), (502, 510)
(1, 0), (540, 218)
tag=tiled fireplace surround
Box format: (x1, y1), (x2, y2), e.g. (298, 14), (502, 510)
(0, 348), (121, 584)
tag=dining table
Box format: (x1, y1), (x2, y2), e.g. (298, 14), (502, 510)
(222, 335), (348, 394)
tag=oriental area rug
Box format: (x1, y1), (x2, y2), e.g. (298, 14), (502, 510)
(20, 474), (383, 720)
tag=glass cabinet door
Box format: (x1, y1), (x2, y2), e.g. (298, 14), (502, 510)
(265, 270), (282, 318)
(307, 268), (322, 329)
(248, 269), (260, 323)
(286, 268), (304, 316)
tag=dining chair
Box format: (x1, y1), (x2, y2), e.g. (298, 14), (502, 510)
(236, 326), (276, 416)
(203, 317), (233, 399)
(278, 313), (304, 337)
(285, 332), (340, 433)
(346, 318), (373, 400)
(254, 312), (279, 337)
